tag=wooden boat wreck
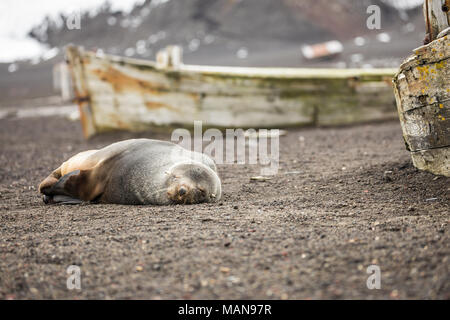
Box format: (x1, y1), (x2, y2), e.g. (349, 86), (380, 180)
(393, 0), (449, 177)
(66, 45), (397, 139)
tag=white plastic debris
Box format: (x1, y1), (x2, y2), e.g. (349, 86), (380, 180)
(376, 33), (391, 43)
(8, 63), (18, 73)
(301, 40), (343, 60)
(107, 16), (117, 26)
(204, 35), (215, 44)
(148, 34), (159, 44)
(120, 19), (131, 28)
(353, 37), (366, 47)
(350, 53), (364, 63)
(136, 40), (146, 54)
(236, 47), (248, 59)
(42, 47), (59, 61)
(124, 47), (135, 57)
(188, 39), (200, 52)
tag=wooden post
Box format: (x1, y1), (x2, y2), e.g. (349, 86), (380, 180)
(156, 46), (183, 69)
(53, 62), (74, 102)
(156, 48), (169, 69)
(393, 0), (450, 177)
(424, 0), (450, 42)
(167, 45), (183, 69)
(65, 46), (97, 138)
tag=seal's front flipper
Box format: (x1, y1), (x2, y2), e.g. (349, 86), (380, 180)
(42, 194), (83, 205)
(45, 170), (82, 198)
(39, 167), (62, 194)
(53, 195), (83, 204)
(41, 170), (84, 204)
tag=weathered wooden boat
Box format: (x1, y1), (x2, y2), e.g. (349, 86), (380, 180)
(393, 0), (449, 177)
(66, 45), (397, 139)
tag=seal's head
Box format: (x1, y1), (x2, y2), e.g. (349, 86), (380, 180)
(165, 162), (221, 204)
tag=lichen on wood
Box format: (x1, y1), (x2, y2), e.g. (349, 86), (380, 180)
(393, 34), (450, 176)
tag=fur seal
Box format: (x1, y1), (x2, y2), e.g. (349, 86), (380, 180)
(39, 139), (222, 205)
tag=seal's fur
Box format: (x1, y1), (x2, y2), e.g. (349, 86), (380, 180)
(39, 139), (221, 205)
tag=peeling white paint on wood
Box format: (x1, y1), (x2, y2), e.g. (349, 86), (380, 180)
(65, 45), (397, 140)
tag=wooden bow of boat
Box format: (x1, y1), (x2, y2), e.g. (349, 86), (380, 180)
(393, 0), (450, 177)
(66, 45), (397, 139)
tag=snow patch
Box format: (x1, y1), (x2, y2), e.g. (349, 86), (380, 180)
(0, 0), (147, 63)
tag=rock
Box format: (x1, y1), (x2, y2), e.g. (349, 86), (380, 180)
(135, 265), (143, 272)
(153, 264), (161, 271)
(383, 170), (393, 181)
(219, 266), (230, 273)
(250, 176), (272, 181)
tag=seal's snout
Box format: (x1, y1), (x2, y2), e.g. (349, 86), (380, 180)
(178, 187), (187, 196)
(167, 183), (196, 204)
(166, 162), (221, 205)
(167, 180), (214, 205)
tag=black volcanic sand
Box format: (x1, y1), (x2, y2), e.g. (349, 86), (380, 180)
(0, 115), (448, 299)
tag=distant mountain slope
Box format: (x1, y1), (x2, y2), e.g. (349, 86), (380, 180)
(28, 0), (423, 60)
(1, 0), (426, 104)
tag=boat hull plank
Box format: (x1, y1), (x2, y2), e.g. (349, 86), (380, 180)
(393, 35), (450, 176)
(66, 46), (397, 137)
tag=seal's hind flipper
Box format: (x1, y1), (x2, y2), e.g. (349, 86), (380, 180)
(44, 169), (103, 202)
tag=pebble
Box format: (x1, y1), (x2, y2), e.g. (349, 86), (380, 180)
(390, 289), (399, 298)
(30, 287), (39, 294)
(383, 170), (393, 181)
(226, 276), (240, 284)
(220, 267), (230, 273)
(200, 279), (209, 287)
(250, 176), (272, 181)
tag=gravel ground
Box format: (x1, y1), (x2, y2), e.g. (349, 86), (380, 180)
(0, 115), (448, 300)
